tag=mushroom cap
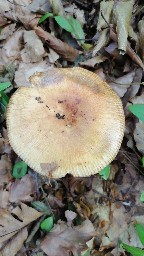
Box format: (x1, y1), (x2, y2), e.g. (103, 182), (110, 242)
(6, 68), (125, 178)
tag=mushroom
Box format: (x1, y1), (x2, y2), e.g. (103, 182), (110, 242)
(6, 68), (125, 178)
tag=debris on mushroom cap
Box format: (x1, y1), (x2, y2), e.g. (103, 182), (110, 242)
(6, 68), (125, 178)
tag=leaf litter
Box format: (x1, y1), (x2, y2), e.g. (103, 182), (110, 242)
(0, 0), (144, 255)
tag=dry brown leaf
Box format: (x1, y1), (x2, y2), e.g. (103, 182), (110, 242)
(138, 19), (144, 63)
(21, 30), (46, 63)
(0, 24), (16, 40)
(41, 219), (95, 256)
(0, 227), (28, 256)
(65, 3), (85, 26)
(100, 204), (130, 250)
(109, 71), (135, 97)
(80, 55), (107, 67)
(113, 0), (134, 53)
(3, 0), (36, 29)
(35, 26), (79, 61)
(0, 203), (43, 246)
(9, 174), (35, 203)
(0, 155), (12, 186)
(92, 29), (109, 56)
(1, 30), (24, 64)
(29, 0), (51, 13)
(0, 135), (12, 155)
(97, 0), (114, 31)
(110, 28), (144, 69)
(0, 14), (8, 27)
(14, 61), (52, 87)
(48, 48), (59, 64)
(48, 0), (65, 16)
(134, 121), (144, 154)
(0, 1), (10, 13)
(0, 189), (9, 209)
(65, 210), (77, 226)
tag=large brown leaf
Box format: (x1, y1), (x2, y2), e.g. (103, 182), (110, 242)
(35, 26), (79, 61)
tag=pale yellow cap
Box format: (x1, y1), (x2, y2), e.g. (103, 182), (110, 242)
(6, 68), (125, 178)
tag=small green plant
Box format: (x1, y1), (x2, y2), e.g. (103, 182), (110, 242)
(40, 216), (54, 232)
(0, 82), (11, 113)
(129, 104), (144, 122)
(38, 12), (92, 50)
(12, 161), (28, 179)
(99, 165), (110, 180)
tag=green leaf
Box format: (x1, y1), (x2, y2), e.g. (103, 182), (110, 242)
(140, 192), (144, 202)
(136, 224), (144, 245)
(38, 12), (53, 24)
(121, 242), (144, 256)
(54, 16), (73, 33)
(83, 248), (91, 256)
(129, 104), (144, 122)
(99, 165), (110, 180)
(12, 161), (28, 179)
(0, 82), (11, 92)
(141, 156), (144, 167)
(0, 92), (9, 113)
(31, 201), (51, 214)
(40, 216), (53, 232)
(68, 16), (85, 41)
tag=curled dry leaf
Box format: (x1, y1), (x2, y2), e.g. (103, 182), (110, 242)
(41, 219), (95, 256)
(92, 28), (109, 56)
(0, 203), (43, 246)
(113, 0), (134, 53)
(35, 26), (79, 61)
(110, 28), (144, 69)
(14, 61), (51, 87)
(0, 227), (28, 256)
(97, 0), (114, 31)
(9, 174), (35, 203)
(138, 19), (144, 63)
(21, 30), (45, 63)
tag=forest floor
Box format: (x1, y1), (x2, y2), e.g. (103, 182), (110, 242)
(0, 0), (144, 256)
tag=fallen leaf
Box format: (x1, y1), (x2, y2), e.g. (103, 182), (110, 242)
(4, 0), (36, 29)
(0, 189), (9, 209)
(0, 0), (10, 13)
(0, 227), (28, 256)
(109, 71), (135, 97)
(1, 30), (24, 64)
(0, 155), (12, 185)
(0, 14), (8, 27)
(49, 0), (65, 16)
(80, 55), (107, 67)
(92, 28), (109, 56)
(29, 0), (51, 13)
(14, 61), (51, 87)
(134, 121), (144, 154)
(21, 30), (46, 63)
(138, 19), (144, 63)
(35, 26), (79, 61)
(65, 3), (85, 26)
(110, 28), (144, 69)
(0, 24), (16, 40)
(48, 48), (59, 63)
(9, 174), (35, 203)
(113, 0), (134, 53)
(97, 0), (114, 31)
(0, 203), (43, 246)
(41, 219), (95, 256)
